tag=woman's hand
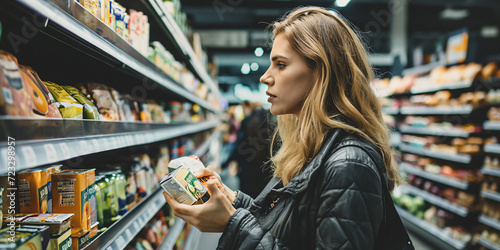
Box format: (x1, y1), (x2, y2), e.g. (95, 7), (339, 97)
(194, 166), (237, 204)
(163, 178), (236, 232)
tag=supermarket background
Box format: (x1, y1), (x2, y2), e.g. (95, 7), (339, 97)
(1, 0), (500, 249)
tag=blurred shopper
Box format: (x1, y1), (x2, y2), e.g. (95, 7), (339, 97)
(164, 6), (413, 250)
(224, 100), (273, 198)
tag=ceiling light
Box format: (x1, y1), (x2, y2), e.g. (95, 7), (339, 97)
(241, 63), (250, 74)
(334, 0), (351, 8)
(251, 62), (259, 71)
(254, 47), (264, 57)
(440, 8), (469, 20)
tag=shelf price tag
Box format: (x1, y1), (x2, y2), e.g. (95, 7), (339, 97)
(125, 228), (132, 238)
(59, 143), (71, 159)
(92, 139), (100, 152)
(44, 144), (57, 162)
(115, 235), (126, 248)
(21, 146), (37, 167)
(110, 137), (117, 148)
(80, 140), (89, 154)
(102, 138), (110, 150)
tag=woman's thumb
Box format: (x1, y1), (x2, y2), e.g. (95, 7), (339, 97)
(206, 179), (221, 197)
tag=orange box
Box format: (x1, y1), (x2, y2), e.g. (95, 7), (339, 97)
(17, 168), (48, 214)
(84, 169), (96, 227)
(37, 165), (62, 213)
(52, 170), (89, 237)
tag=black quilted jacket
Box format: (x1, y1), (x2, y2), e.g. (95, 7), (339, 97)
(217, 129), (386, 249)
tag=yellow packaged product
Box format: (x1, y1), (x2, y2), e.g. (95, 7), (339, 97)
(36, 165), (62, 213)
(52, 169), (89, 237)
(62, 85), (99, 120)
(84, 169), (96, 227)
(17, 168), (48, 214)
(48, 229), (71, 250)
(0, 224), (49, 250)
(44, 81), (83, 119)
(71, 231), (89, 250)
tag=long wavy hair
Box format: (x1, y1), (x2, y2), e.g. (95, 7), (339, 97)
(269, 6), (402, 191)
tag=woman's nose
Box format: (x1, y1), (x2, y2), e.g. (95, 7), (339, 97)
(260, 67), (273, 86)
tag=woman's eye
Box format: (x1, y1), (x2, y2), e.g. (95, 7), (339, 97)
(277, 63), (286, 69)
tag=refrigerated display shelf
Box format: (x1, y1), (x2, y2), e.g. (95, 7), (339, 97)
(396, 206), (467, 250)
(400, 105), (473, 115)
(485, 144), (500, 155)
(481, 167), (500, 178)
(401, 185), (470, 217)
(0, 119), (219, 174)
(399, 163), (469, 190)
(398, 125), (471, 138)
(399, 144), (472, 164)
(381, 107), (399, 115)
(477, 237), (500, 250)
(12, 0), (218, 112)
(481, 190), (500, 203)
(479, 215), (500, 232)
(83, 187), (166, 250)
(483, 121), (500, 131)
(146, 0), (220, 98)
(159, 217), (186, 250)
(410, 81), (473, 95)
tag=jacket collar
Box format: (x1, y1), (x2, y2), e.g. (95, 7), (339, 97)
(282, 128), (343, 195)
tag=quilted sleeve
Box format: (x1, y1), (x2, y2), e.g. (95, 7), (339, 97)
(232, 190), (254, 209)
(316, 156), (384, 249)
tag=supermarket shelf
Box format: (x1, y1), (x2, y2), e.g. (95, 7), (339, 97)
(483, 121), (500, 131)
(396, 206), (467, 250)
(399, 125), (471, 138)
(84, 187), (165, 250)
(0, 119), (219, 174)
(159, 217), (186, 250)
(184, 227), (201, 250)
(401, 185), (470, 217)
(14, 0), (218, 112)
(478, 237), (500, 250)
(399, 144), (472, 164)
(485, 144), (500, 155)
(402, 61), (445, 76)
(479, 215), (500, 232)
(381, 107), (399, 115)
(147, 0), (220, 98)
(399, 163), (469, 190)
(482, 167), (500, 178)
(400, 105), (473, 115)
(481, 190), (500, 203)
(410, 81), (473, 95)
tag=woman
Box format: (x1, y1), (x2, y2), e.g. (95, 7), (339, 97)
(164, 6), (413, 249)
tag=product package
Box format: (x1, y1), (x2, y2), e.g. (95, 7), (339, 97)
(167, 155), (205, 174)
(160, 165), (208, 205)
(0, 224), (49, 250)
(62, 85), (99, 120)
(17, 168), (49, 214)
(44, 81), (83, 119)
(36, 165), (62, 213)
(48, 228), (71, 250)
(51, 169), (89, 237)
(4, 213), (72, 236)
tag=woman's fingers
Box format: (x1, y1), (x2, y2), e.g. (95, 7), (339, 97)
(163, 192), (195, 217)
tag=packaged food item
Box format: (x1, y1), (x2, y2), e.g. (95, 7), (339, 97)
(85, 169), (96, 227)
(4, 213), (72, 235)
(0, 224), (49, 250)
(100, 170), (127, 215)
(36, 165), (62, 213)
(108, 87), (127, 121)
(168, 155), (205, 173)
(160, 166), (208, 205)
(19, 66), (48, 116)
(0, 51), (34, 117)
(52, 169), (89, 236)
(89, 222), (98, 240)
(155, 145), (170, 182)
(17, 168), (49, 214)
(71, 231), (89, 250)
(48, 228), (71, 250)
(86, 83), (120, 120)
(44, 81), (83, 119)
(62, 85), (99, 119)
(96, 174), (119, 227)
(94, 175), (104, 230)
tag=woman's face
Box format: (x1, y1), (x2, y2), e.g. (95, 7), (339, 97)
(260, 34), (315, 116)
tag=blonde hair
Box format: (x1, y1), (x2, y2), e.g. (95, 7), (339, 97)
(269, 6), (401, 191)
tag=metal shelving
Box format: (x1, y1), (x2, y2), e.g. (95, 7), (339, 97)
(398, 144), (472, 164)
(485, 144), (500, 155)
(400, 163), (469, 190)
(158, 217), (186, 250)
(479, 215), (500, 232)
(482, 167), (500, 178)
(481, 190), (500, 203)
(400, 105), (473, 115)
(398, 125), (472, 138)
(401, 185), (470, 217)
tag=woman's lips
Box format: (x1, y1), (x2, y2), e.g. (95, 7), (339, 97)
(266, 92), (276, 102)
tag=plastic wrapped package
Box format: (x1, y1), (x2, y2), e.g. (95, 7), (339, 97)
(19, 66), (62, 118)
(86, 83), (120, 121)
(62, 85), (99, 119)
(44, 81), (83, 119)
(0, 51), (35, 117)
